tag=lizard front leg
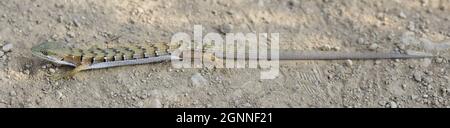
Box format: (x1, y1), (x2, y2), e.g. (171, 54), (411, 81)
(51, 64), (90, 80)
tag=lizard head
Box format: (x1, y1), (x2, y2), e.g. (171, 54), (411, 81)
(31, 42), (76, 66)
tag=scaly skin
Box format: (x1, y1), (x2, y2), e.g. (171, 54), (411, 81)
(31, 42), (186, 79)
(31, 42), (433, 79)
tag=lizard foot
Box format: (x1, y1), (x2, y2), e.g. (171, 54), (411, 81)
(49, 65), (89, 81)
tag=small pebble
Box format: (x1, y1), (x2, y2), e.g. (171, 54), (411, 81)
(9, 91), (17, 96)
(219, 24), (233, 34)
(399, 12), (407, 19)
(374, 60), (381, 65)
(67, 31), (75, 38)
(2, 43), (13, 52)
(411, 95), (419, 100)
(402, 84), (407, 89)
(0, 51), (4, 57)
(57, 15), (63, 23)
(319, 45), (331, 51)
(56, 91), (64, 99)
(242, 103), (252, 107)
(73, 19), (80, 27)
(51, 34), (58, 39)
(368, 43), (378, 50)
(388, 101), (398, 108)
(345, 59), (353, 66)
(422, 77), (433, 83)
(435, 57), (444, 63)
(357, 38), (366, 44)
(413, 72), (423, 82)
(397, 44), (406, 50)
(407, 21), (415, 31)
(378, 101), (387, 106)
(49, 68), (56, 73)
(23, 69), (30, 75)
(149, 99), (162, 108)
(423, 94), (429, 98)
(332, 46), (341, 51)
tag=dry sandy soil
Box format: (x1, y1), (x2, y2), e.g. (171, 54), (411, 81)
(0, 0), (449, 108)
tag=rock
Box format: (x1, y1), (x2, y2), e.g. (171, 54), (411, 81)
(191, 73), (208, 88)
(129, 18), (136, 24)
(410, 95), (418, 100)
(368, 43), (378, 50)
(399, 12), (407, 19)
(357, 38), (366, 44)
(149, 99), (162, 108)
(402, 84), (407, 89)
(378, 101), (387, 106)
(67, 31), (75, 38)
(57, 15), (63, 23)
(73, 19), (80, 27)
(345, 60), (353, 66)
(422, 77), (433, 84)
(397, 43), (406, 50)
(435, 57), (444, 63)
(49, 68), (56, 73)
(407, 21), (415, 31)
(9, 91), (17, 96)
(56, 91), (64, 99)
(443, 88), (449, 97)
(413, 72), (423, 82)
(23, 69), (30, 75)
(0, 51), (4, 57)
(219, 24), (233, 34)
(242, 103), (252, 107)
(332, 46), (340, 51)
(423, 94), (429, 98)
(136, 101), (144, 107)
(319, 45), (332, 51)
(389, 101), (398, 108)
(2, 43), (13, 52)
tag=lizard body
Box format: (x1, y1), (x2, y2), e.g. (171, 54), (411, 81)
(31, 42), (433, 78)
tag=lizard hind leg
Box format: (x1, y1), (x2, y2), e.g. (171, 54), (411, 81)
(50, 64), (90, 80)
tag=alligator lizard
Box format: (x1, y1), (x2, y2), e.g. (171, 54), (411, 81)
(31, 42), (433, 79)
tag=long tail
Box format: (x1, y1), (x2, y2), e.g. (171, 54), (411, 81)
(216, 50), (433, 60)
(277, 50), (434, 60)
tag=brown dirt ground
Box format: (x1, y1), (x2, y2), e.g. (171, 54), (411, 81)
(0, 0), (449, 108)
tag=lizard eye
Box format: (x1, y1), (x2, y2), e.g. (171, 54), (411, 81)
(41, 51), (49, 55)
